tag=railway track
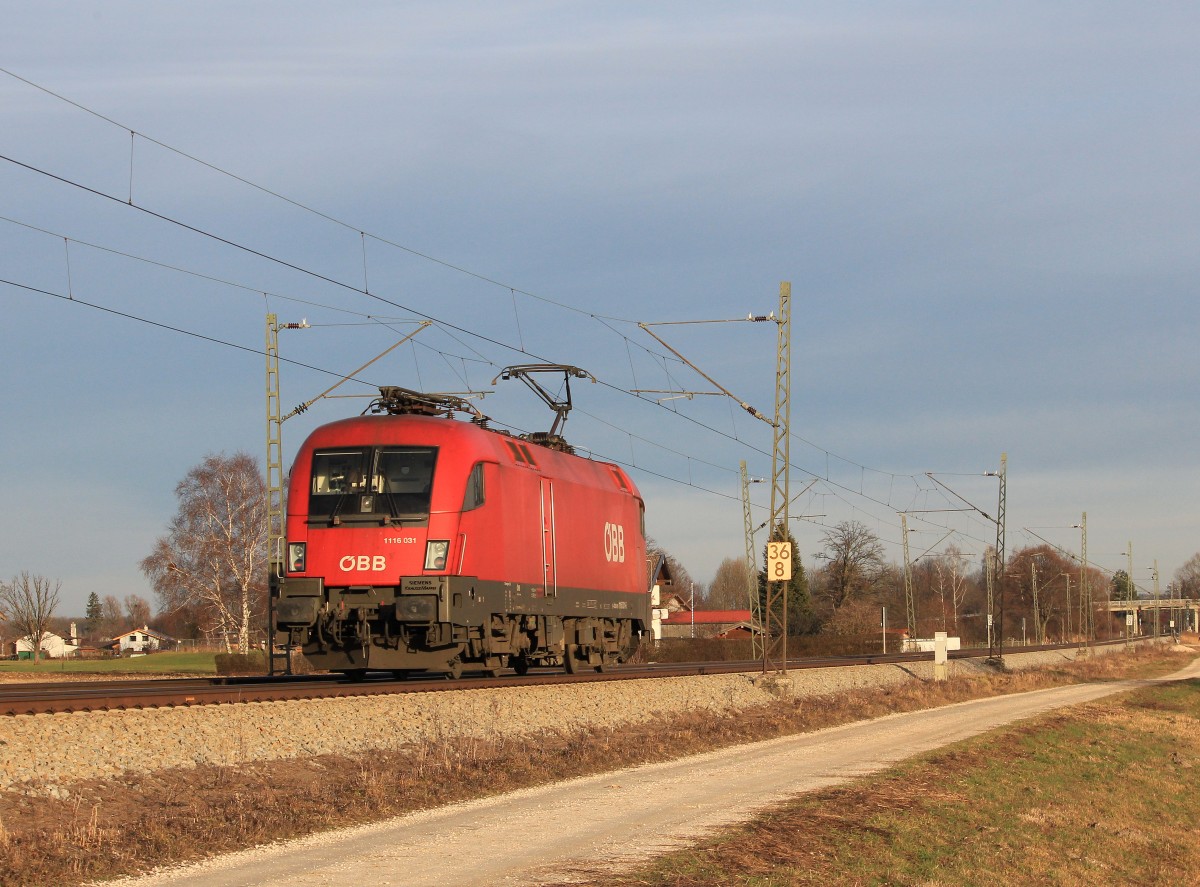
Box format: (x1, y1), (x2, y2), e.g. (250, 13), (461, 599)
(0, 642), (1117, 716)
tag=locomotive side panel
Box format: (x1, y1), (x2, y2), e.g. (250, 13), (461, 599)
(540, 456), (646, 601)
(462, 448), (648, 614)
(459, 450), (540, 587)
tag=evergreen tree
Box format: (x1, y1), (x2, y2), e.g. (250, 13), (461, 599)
(757, 522), (819, 636)
(1111, 569), (1135, 602)
(84, 591), (102, 636)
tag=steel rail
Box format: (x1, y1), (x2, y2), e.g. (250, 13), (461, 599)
(0, 640), (1127, 717)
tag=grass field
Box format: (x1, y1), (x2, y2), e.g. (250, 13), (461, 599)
(0, 652), (218, 676)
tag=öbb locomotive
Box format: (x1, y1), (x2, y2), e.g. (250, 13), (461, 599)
(272, 370), (649, 677)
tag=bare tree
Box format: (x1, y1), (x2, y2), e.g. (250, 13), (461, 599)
(814, 520), (885, 612)
(99, 595), (124, 640)
(141, 452), (267, 653)
(1174, 553), (1200, 599)
(930, 559), (949, 633)
(0, 572), (62, 662)
(931, 545), (972, 635)
(1008, 546), (1083, 644)
(124, 594), (152, 628)
(706, 557), (750, 610)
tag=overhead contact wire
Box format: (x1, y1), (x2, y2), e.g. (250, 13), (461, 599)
(1, 80), (996, 539)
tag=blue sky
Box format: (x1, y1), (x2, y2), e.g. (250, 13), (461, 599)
(3, 3), (1198, 616)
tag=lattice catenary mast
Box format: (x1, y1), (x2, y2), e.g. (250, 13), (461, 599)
(990, 452), (1007, 663)
(762, 282), (792, 673)
(901, 513), (916, 639)
(741, 460), (764, 660)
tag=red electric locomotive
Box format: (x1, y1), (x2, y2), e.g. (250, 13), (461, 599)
(272, 367), (649, 677)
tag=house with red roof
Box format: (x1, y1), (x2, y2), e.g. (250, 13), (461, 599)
(659, 608), (757, 639)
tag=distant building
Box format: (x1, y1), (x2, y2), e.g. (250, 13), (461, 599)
(902, 636), (961, 653)
(659, 592), (692, 614)
(14, 629), (79, 659)
(648, 552), (676, 641)
(113, 626), (177, 654)
(660, 608), (756, 640)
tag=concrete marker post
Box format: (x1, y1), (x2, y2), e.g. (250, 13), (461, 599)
(934, 631), (948, 681)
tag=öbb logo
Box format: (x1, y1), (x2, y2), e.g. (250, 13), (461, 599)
(339, 555), (387, 572)
(603, 523), (625, 563)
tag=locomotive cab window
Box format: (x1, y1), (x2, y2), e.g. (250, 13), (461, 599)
(309, 447), (437, 523)
(311, 450), (368, 495)
(376, 448), (437, 517)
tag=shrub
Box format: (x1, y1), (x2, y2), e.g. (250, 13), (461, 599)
(213, 652), (267, 675)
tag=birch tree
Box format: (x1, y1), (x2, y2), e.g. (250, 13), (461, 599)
(932, 545), (972, 634)
(141, 452), (267, 652)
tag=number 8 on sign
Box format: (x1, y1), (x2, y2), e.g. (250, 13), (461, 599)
(767, 541), (793, 581)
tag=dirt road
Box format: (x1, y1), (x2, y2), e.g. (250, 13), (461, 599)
(100, 658), (1200, 887)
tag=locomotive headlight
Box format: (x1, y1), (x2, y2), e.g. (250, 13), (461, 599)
(287, 542), (307, 573)
(424, 540), (449, 571)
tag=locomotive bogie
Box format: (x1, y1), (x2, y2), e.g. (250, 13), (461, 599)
(273, 409), (649, 676)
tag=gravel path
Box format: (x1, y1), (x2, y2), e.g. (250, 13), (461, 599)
(0, 644), (1134, 795)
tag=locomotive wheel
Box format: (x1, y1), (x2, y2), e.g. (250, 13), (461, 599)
(481, 655), (506, 678)
(563, 644), (581, 674)
(511, 655), (530, 676)
(444, 659), (463, 680)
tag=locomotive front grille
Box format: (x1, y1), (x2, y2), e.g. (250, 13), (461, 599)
(331, 588), (387, 607)
(395, 595), (438, 621)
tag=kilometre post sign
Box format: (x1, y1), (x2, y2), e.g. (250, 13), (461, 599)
(767, 541), (793, 581)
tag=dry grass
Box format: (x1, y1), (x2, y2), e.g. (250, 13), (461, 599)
(0, 646), (1189, 886)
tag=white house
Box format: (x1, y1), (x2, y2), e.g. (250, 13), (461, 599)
(114, 626), (176, 654)
(15, 629), (79, 659)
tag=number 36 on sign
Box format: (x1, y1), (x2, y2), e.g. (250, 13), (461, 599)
(767, 541), (793, 581)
